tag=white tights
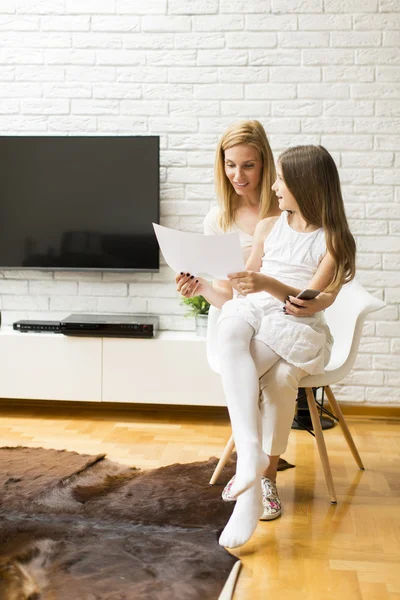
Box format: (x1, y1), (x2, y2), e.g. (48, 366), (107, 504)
(217, 316), (306, 548)
(260, 359), (307, 456)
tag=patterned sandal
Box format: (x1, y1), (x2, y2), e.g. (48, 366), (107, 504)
(222, 474), (282, 521)
(260, 476), (282, 521)
(221, 474), (237, 502)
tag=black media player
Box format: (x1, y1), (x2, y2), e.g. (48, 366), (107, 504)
(61, 314), (159, 338)
(13, 320), (62, 333)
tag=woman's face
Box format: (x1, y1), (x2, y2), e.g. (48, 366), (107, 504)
(224, 144), (262, 197)
(272, 163), (298, 212)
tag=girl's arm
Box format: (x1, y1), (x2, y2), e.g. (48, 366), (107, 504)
(228, 250), (337, 304)
(227, 217), (278, 296)
(285, 252), (338, 313)
(284, 289), (339, 316)
(244, 219), (269, 272)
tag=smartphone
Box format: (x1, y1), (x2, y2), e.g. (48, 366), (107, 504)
(296, 289), (320, 300)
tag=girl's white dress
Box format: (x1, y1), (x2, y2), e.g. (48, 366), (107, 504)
(218, 211), (333, 376)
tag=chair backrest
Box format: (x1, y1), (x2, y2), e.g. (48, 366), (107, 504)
(323, 279), (385, 376)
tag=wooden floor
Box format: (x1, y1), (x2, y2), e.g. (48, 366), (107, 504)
(1, 402), (399, 600)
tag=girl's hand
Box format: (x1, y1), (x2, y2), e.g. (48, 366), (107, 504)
(227, 271), (268, 295)
(176, 272), (207, 298)
(284, 294), (322, 317)
(228, 277), (243, 295)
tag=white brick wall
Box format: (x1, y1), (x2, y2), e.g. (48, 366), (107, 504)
(0, 1), (399, 406)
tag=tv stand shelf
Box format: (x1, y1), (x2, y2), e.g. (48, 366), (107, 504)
(0, 329), (225, 407)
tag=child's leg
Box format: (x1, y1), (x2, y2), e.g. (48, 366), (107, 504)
(219, 481), (264, 548)
(218, 331), (282, 548)
(218, 317), (279, 497)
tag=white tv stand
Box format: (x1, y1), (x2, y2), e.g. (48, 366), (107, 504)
(0, 329), (226, 407)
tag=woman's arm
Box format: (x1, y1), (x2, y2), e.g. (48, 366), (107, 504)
(175, 206), (233, 309)
(176, 273), (233, 309)
(200, 279), (233, 309)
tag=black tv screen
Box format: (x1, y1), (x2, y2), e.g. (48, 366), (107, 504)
(0, 136), (160, 271)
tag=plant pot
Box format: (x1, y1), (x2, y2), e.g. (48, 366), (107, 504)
(195, 314), (208, 337)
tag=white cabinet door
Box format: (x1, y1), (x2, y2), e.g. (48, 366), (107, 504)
(0, 333), (102, 401)
(102, 337), (226, 406)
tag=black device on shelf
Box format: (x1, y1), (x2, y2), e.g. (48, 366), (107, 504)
(13, 320), (62, 333)
(12, 314), (159, 338)
(0, 135), (160, 272)
(60, 314), (159, 338)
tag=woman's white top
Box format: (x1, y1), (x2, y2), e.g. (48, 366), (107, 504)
(204, 206), (253, 260)
(218, 211), (333, 376)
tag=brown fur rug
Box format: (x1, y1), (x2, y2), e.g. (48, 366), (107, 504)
(0, 447), (295, 599)
(0, 447), (240, 600)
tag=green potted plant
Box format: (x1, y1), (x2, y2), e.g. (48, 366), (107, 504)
(181, 295), (210, 337)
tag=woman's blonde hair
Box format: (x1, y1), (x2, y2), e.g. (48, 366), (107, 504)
(214, 120), (278, 231)
(279, 145), (356, 292)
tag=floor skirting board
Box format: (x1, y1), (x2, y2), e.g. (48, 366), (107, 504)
(0, 398), (399, 420)
(339, 403), (400, 420)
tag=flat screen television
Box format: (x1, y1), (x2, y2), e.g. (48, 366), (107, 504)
(0, 135), (160, 271)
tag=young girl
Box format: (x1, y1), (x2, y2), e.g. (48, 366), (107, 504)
(179, 145), (356, 548)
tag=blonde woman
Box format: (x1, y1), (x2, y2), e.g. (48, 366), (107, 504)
(177, 124), (338, 538)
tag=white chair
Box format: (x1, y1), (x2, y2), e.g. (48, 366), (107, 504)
(207, 280), (386, 503)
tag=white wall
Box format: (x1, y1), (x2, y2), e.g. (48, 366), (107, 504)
(0, 0), (398, 405)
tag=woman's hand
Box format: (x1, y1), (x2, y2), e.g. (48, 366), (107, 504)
(176, 272), (208, 298)
(284, 291), (334, 317)
(227, 271), (269, 295)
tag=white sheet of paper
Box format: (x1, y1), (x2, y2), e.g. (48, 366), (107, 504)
(153, 223), (245, 280)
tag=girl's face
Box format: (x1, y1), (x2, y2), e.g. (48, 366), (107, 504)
(224, 144), (262, 197)
(272, 163), (298, 212)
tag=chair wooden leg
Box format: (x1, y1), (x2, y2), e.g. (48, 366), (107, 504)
(324, 386), (364, 470)
(305, 388), (337, 504)
(209, 434), (235, 485)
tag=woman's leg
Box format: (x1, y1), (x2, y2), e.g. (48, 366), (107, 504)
(218, 317), (280, 497)
(251, 357), (307, 522)
(259, 358), (307, 481)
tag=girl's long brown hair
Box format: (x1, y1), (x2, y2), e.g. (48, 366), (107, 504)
(279, 145), (356, 292)
(214, 120), (279, 231)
